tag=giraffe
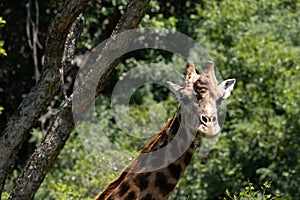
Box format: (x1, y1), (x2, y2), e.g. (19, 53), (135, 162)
(95, 61), (236, 200)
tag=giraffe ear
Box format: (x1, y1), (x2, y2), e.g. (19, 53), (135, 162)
(218, 79), (236, 99)
(167, 81), (183, 100)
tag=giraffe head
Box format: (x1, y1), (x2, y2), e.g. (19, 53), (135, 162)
(168, 61), (235, 138)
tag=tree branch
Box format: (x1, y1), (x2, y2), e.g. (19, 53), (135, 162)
(0, 0), (90, 197)
(8, 0), (150, 199)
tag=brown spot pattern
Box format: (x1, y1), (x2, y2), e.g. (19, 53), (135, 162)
(124, 191), (136, 200)
(118, 182), (130, 197)
(133, 172), (151, 191)
(154, 172), (176, 196)
(168, 163), (182, 180)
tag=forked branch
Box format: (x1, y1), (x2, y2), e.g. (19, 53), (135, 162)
(7, 0), (150, 199)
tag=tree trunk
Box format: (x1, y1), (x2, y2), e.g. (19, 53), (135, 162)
(7, 0), (150, 199)
(0, 0), (90, 197)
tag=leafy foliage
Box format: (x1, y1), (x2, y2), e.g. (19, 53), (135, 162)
(2, 0), (299, 199)
(39, 0), (300, 199)
(0, 17), (6, 56)
(225, 181), (284, 200)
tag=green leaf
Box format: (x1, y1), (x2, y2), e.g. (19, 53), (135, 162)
(0, 17), (6, 24)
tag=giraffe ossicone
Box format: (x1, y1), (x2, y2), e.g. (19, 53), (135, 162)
(95, 61), (235, 200)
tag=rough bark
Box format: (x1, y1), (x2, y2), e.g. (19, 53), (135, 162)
(8, 0), (150, 199)
(62, 14), (85, 75)
(8, 100), (74, 200)
(0, 0), (89, 197)
(96, 0), (151, 93)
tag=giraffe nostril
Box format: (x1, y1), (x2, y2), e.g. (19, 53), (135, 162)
(201, 115), (208, 124)
(201, 115), (217, 124)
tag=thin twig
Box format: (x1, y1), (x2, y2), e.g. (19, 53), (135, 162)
(26, 0), (41, 81)
(26, 1), (33, 48)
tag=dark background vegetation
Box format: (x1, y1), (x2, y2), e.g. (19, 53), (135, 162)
(0, 0), (299, 199)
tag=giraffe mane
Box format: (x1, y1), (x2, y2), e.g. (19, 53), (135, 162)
(141, 114), (177, 153)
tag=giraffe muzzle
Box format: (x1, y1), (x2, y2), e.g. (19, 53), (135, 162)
(198, 114), (220, 137)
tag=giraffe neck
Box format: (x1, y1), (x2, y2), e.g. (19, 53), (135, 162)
(95, 110), (201, 200)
